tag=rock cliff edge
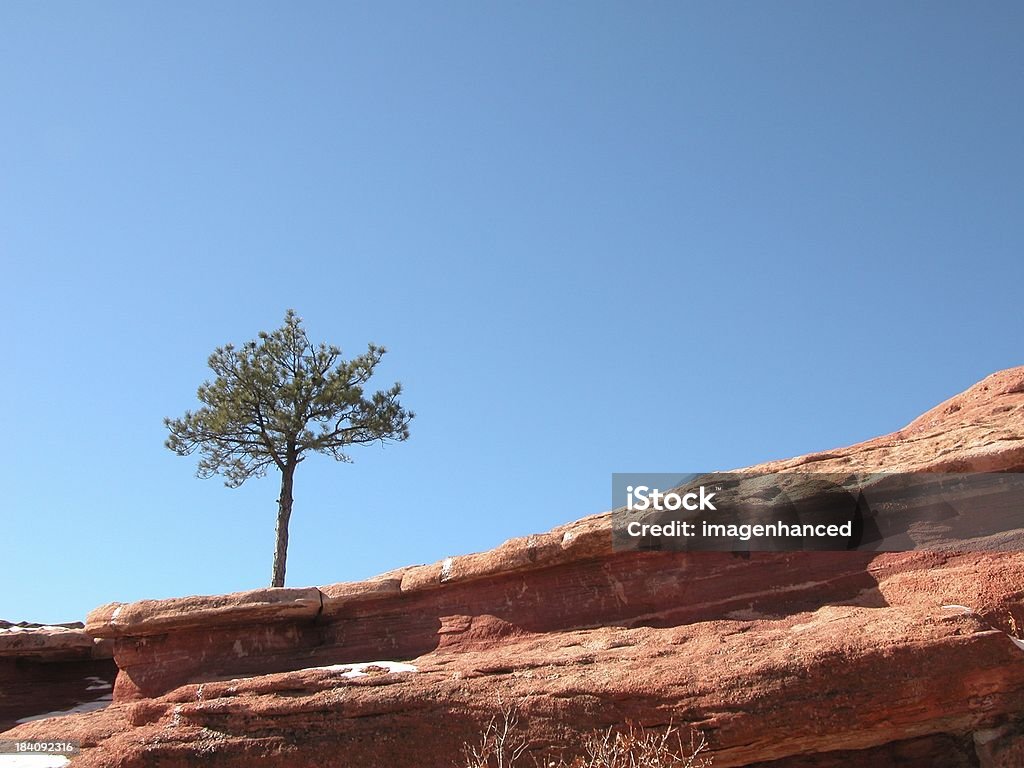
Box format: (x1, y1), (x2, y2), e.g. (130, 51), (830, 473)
(5, 368), (1024, 767)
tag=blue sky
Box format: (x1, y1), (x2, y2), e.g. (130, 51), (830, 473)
(2, 3), (1022, 623)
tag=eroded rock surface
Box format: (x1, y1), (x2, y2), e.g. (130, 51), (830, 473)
(0, 623), (116, 732)
(5, 367), (1024, 766)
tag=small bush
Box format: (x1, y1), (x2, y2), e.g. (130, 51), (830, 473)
(462, 707), (529, 768)
(460, 708), (712, 768)
(569, 723), (711, 768)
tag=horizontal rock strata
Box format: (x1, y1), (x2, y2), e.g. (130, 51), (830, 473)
(0, 624), (116, 732)
(5, 367), (1024, 766)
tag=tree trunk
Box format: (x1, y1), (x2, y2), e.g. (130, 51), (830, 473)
(271, 461), (296, 588)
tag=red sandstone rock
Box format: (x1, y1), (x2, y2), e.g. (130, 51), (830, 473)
(0, 625), (116, 732)
(85, 587), (322, 639)
(6, 367), (1024, 766)
(7, 577), (1024, 767)
(754, 366), (1024, 474)
(319, 574), (404, 614)
(973, 722), (1024, 768)
(0, 625), (96, 658)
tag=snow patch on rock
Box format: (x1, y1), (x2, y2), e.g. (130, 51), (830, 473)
(15, 694), (112, 724)
(307, 660), (419, 678)
(0, 755), (72, 767)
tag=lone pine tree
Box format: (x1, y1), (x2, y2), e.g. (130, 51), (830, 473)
(165, 310), (413, 587)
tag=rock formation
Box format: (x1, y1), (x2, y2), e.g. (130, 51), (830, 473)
(4, 367), (1024, 766)
(0, 623), (116, 733)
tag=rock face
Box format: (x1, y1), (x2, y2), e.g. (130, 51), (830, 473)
(5, 367), (1024, 766)
(0, 623), (117, 732)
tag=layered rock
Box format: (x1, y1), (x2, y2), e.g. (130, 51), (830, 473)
(755, 366), (1024, 475)
(0, 623), (116, 732)
(5, 367), (1024, 766)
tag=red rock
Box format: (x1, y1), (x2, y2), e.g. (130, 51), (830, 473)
(754, 366), (1024, 474)
(85, 587), (322, 639)
(0, 625), (116, 732)
(973, 722), (1024, 768)
(0, 624), (97, 657)
(319, 574), (403, 614)
(5, 367), (1024, 766)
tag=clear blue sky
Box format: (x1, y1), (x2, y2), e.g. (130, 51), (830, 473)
(2, 3), (1022, 623)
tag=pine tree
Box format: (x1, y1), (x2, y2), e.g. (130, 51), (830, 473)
(165, 310), (413, 587)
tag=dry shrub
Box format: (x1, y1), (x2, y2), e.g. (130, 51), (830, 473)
(460, 708), (711, 768)
(568, 723), (711, 768)
(461, 707), (529, 768)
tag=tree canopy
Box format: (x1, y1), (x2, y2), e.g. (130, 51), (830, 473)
(165, 310), (413, 586)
